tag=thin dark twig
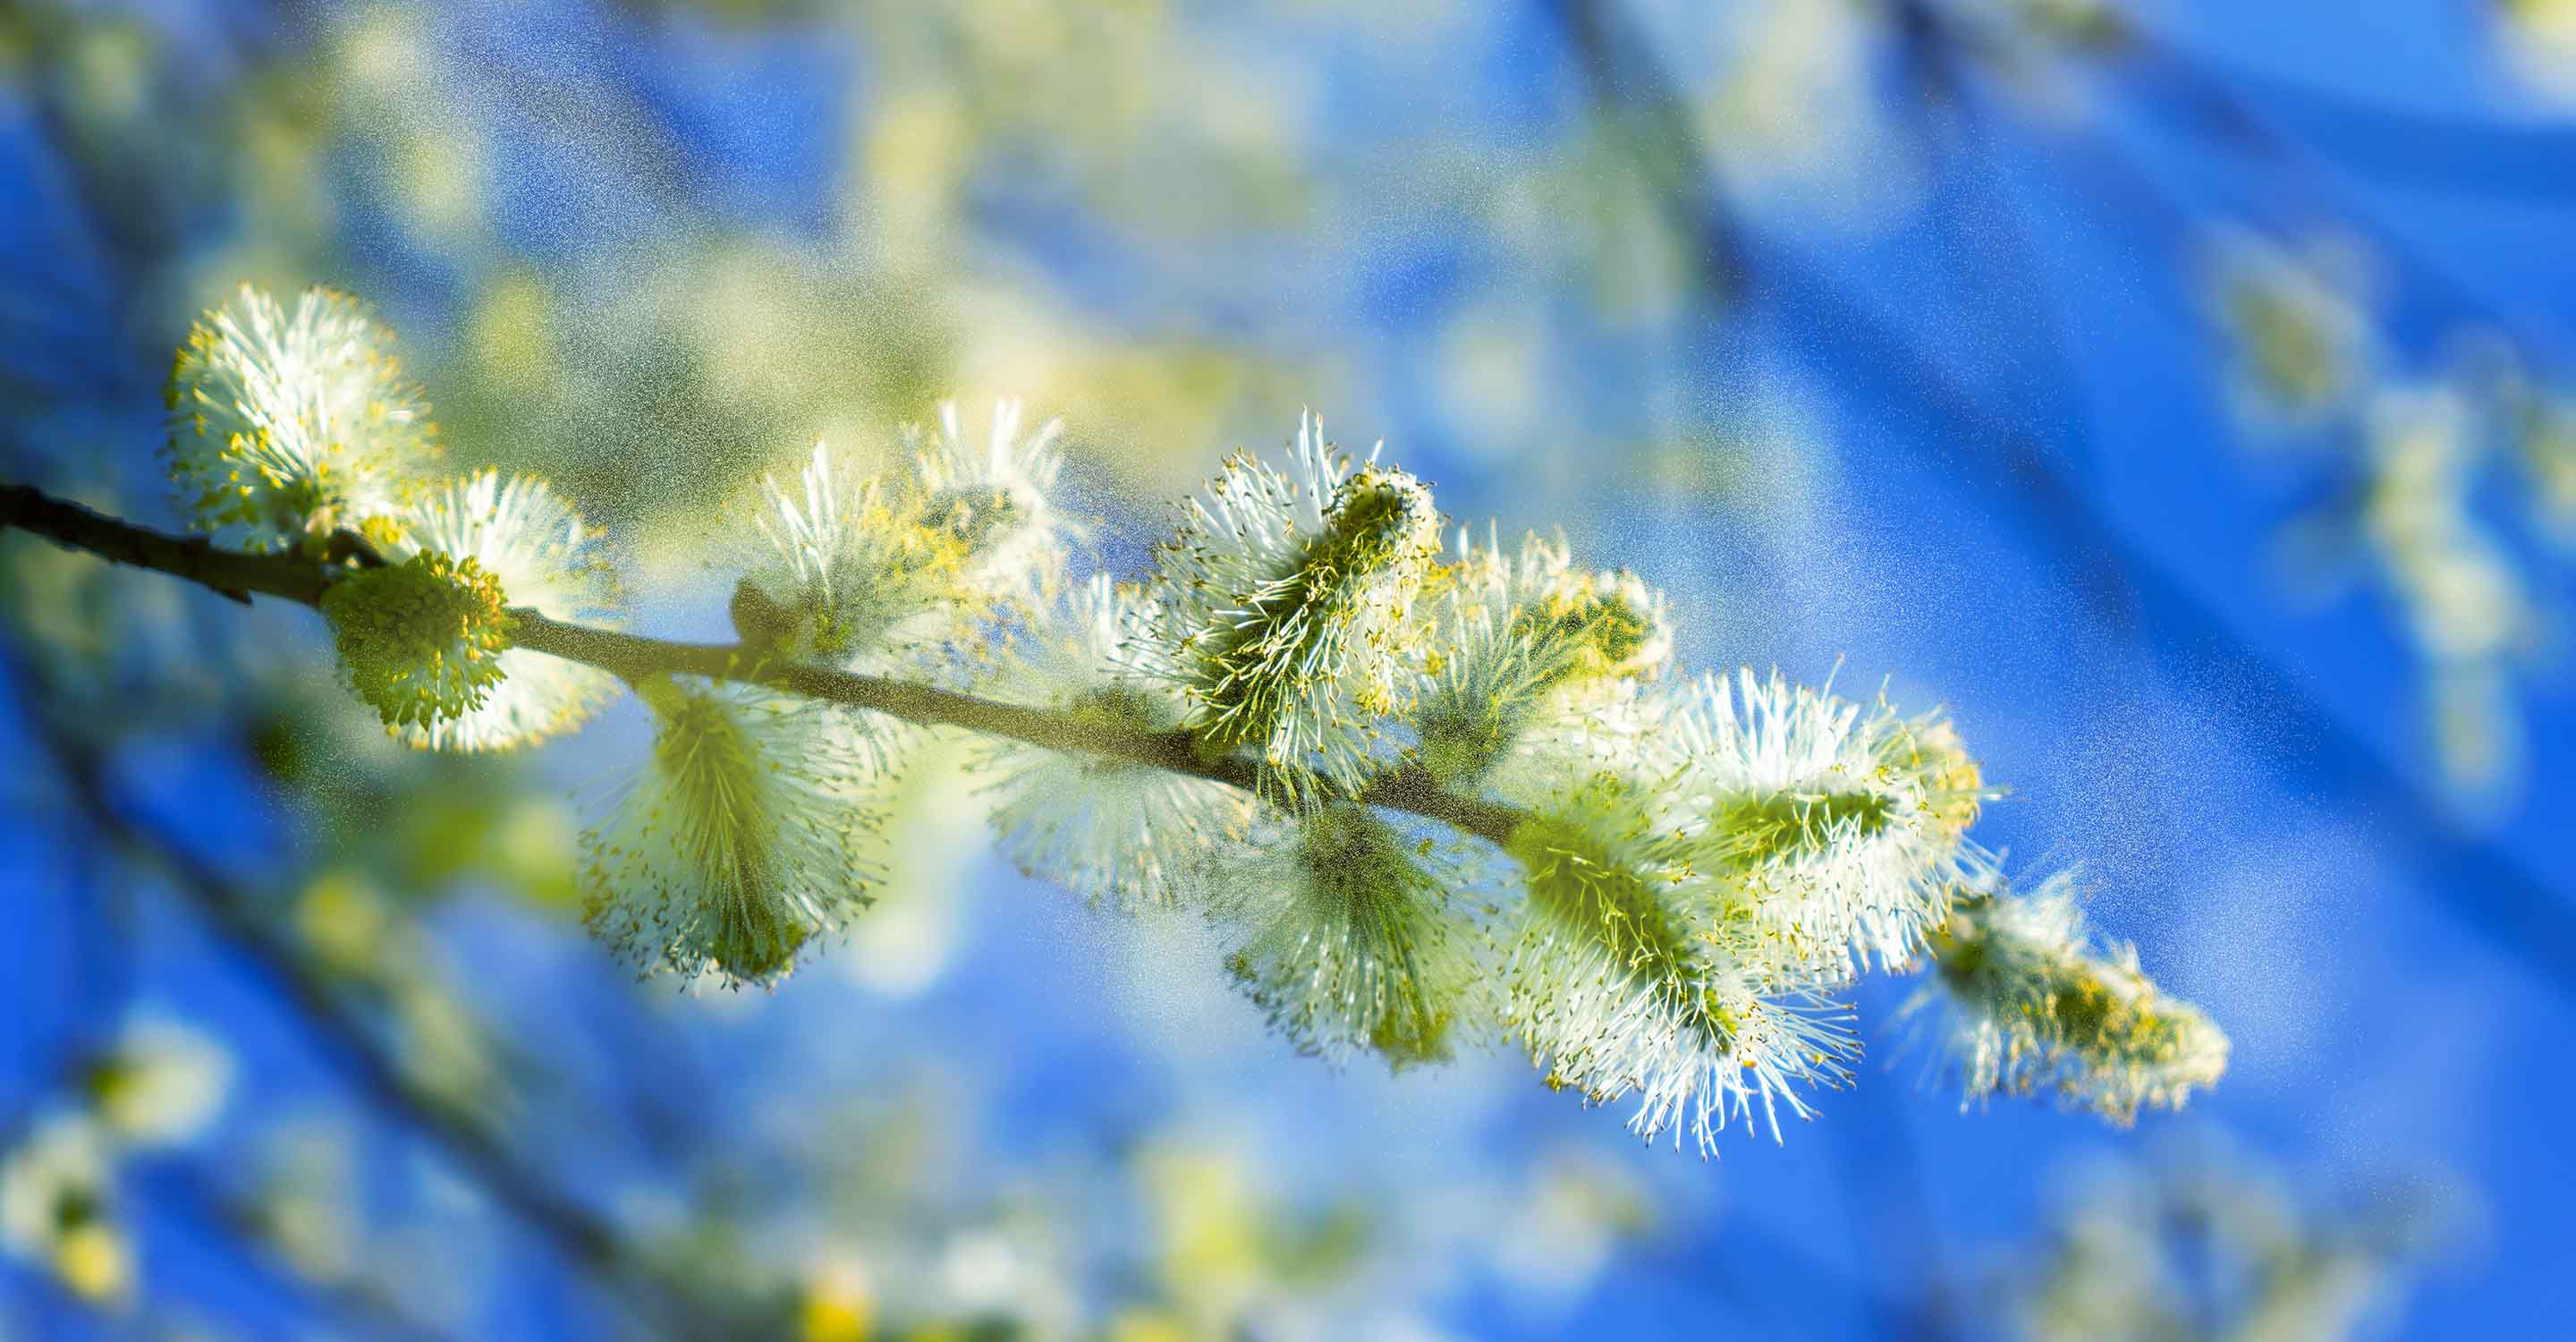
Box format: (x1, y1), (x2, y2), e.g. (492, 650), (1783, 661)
(0, 482), (1530, 847)
(0, 483), (325, 605)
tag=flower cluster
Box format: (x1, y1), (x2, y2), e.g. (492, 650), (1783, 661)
(150, 283), (2227, 1148)
(168, 285), (624, 750)
(1009, 418), (2212, 1151)
(737, 400), (1071, 678)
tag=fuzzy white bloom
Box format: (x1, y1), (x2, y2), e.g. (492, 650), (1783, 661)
(1411, 529), (1673, 789)
(736, 403), (1070, 683)
(1208, 804), (1493, 1070)
(1663, 669), (1987, 979)
(1504, 775), (1859, 1151)
(1148, 412), (1441, 802)
(0, 1115), (129, 1306)
(908, 397), (1074, 603)
(737, 449), (1012, 701)
(82, 1015), (233, 1149)
(741, 439), (964, 667)
(1904, 860), (2229, 1125)
(978, 575), (1255, 911)
(165, 284), (436, 553)
(583, 678), (879, 988)
(388, 471), (623, 751)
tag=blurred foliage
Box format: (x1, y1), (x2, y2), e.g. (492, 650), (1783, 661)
(2202, 225), (2572, 806)
(1996, 1136), (2470, 1342)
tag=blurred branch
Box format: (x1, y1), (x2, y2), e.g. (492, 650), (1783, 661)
(2092, 21), (2572, 355)
(2114, 26), (2576, 208)
(0, 481), (1530, 846)
(4, 655), (765, 1340)
(1542, 0), (2576, 1007)
(1547, 0), (1748, 297)
(1884, 0), (2101, 484)
(156, 1164), (460, 1342)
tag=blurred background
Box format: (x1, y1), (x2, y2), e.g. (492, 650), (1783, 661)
(2, 0), (2571, 1337)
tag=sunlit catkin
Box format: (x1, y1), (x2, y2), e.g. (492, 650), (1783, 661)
(1412, 530), (1672, 790)
(164, 285), (436, 555)
(319, 551), (513, 734)
(1504, 773), (1858, 1152)
(1666, 670), (1990, 979)
(1149, 412), (1441, 802)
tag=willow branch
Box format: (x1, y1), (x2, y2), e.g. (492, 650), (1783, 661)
(0, 480), (1528, 847)
(0, 483), (327, 604)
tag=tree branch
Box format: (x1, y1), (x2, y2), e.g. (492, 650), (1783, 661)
(0, 483), (327, 605)
(0, 480), (1529, 848)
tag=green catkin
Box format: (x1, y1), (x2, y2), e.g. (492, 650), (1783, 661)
(1510, 806), (1723, 1063)
(1414, 543), (1673, 789)
(645, 683), (801, 981)
(1501, 769), (1860, 1151)
(319, 552), (513, 732)
(1217, 804), (1479, 1070)
(580, 677), (877, 989)
(1193, 465), (1439, 756)
(1920, 886), (2229, 1124)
